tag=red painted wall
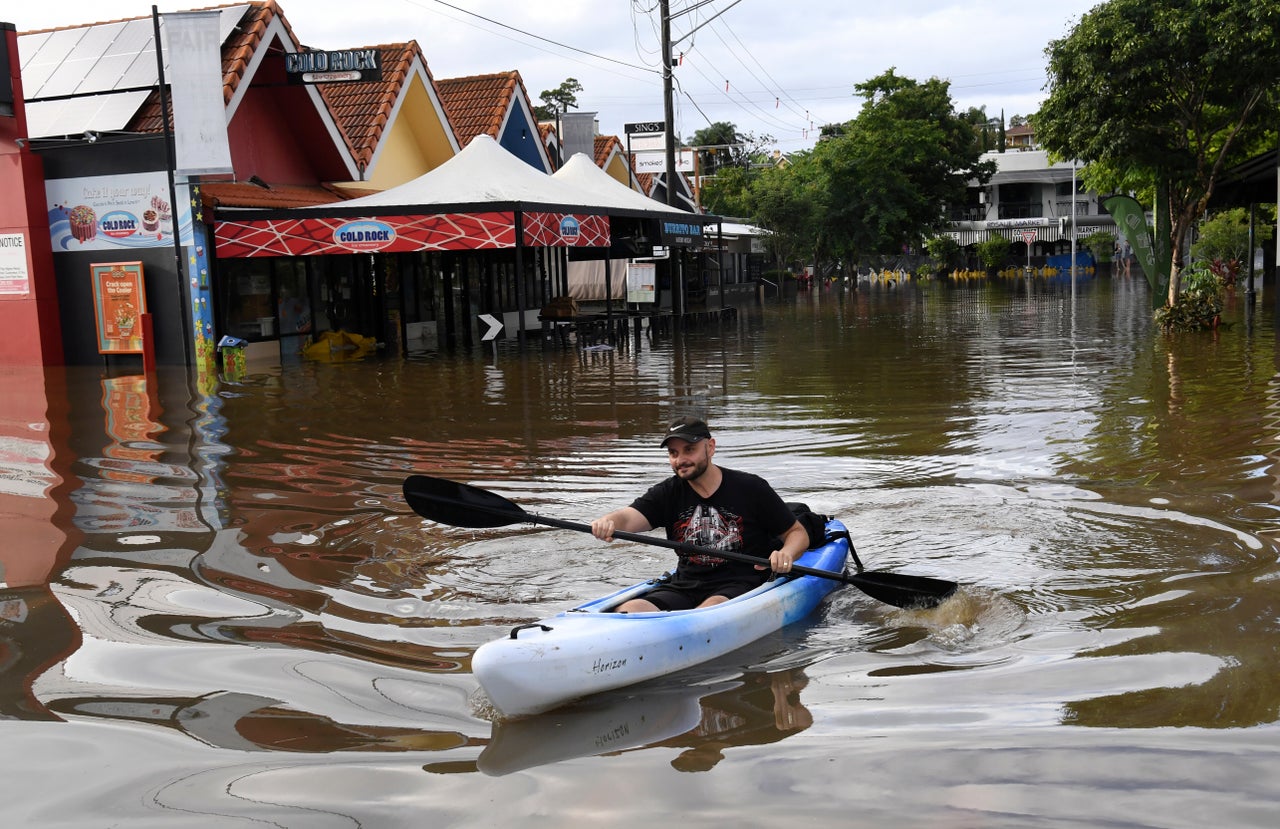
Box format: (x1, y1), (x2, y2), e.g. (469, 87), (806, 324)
(0, 24), (62, 365)
(227, 83), (352, 184)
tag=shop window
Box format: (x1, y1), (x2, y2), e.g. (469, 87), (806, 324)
(402, 252), (438, 324)
(218, 258), (315, 343)
(220, 259), (276, 341)
(276, 259), (312, 338)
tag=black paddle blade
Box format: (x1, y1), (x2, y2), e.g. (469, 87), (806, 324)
(848, 571), (958, 610)
(403, 475), (528, 528)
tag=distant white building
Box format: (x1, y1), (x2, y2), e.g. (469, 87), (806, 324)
(947, 150), (1118, 259)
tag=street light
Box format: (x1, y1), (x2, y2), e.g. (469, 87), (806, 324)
(1070, 159), (1077, 292)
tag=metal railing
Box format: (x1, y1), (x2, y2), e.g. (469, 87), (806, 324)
(998, 202), (1043, 220)
(1054, 200), (1094, 217)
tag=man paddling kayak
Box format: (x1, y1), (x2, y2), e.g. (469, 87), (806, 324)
(590, 416), (810, 612)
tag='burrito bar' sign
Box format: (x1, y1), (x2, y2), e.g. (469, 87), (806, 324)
(660, 220), (704, 247)
(286, 49), (382, 84)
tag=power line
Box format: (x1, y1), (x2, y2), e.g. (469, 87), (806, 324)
(419, 0), (658, 75)
(680, 53), (805, 136)
(672, 75), (715, 128)
(629, 0), (665, 67)
(705, 16), (818, 126)
(661, 1), (817, 140)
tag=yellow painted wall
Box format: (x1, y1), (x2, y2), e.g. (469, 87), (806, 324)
(603, 152), (636, 190)
(336, 76), (459, 190)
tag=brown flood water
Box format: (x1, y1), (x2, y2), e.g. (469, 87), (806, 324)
(3, 272), (1280, 827)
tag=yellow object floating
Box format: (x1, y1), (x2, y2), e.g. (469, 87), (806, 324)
(303, 330), (377, 362)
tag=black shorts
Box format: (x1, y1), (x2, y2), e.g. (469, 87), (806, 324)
(642, 576), (767, 611)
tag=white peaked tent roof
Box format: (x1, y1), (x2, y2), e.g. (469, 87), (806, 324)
(720, 221), (766, 236)
(301, 137), (716, 223)
(552, 153), (704, 220)
(306, 134), (608, 212)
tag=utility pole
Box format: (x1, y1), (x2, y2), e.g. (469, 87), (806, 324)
(657, 0), (744, 206)
(655, 0), (743, 315)
(660, 0), (677, 207)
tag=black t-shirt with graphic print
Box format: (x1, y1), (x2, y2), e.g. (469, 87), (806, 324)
(630, 467), (797, 586)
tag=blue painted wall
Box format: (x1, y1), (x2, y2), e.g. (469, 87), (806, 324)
(499, 107), (550, 173)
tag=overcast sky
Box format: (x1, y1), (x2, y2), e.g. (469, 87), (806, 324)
(8, 0), (1101, 152)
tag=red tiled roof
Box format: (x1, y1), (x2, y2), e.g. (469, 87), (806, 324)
(129, 2), (304, 134)
(319, 42), (432, 173)
(200, 181), (350, 209)
(328, 184), (381, 200)
(538, 122), (560, 170)
(436, 71), (525, 147)
(127, 2), (361, 191)
(593, 134), (624, 168)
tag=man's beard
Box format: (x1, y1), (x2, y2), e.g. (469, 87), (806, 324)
(674, 454), (709, 480)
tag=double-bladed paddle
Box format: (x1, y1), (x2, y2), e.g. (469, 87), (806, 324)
(403, 474), (958, 609)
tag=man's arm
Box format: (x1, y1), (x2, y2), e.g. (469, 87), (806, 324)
(591, 506), (652, 541)
(763, 520), (809, 573)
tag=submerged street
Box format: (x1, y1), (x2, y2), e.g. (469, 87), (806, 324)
(3, 273), (1280, 827)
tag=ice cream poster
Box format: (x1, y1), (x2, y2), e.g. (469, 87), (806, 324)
(91, 262), (147, 354)
(46, 173), (188, 252)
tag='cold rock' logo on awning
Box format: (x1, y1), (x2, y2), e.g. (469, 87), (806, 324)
(559, 216), (581, 241)
(334, 220), (396, 251)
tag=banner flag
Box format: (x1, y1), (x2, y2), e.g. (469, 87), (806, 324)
(1104, 195), (1166, 307)
(163, 11), (234, 177)
(1153, 187), (1172, 304)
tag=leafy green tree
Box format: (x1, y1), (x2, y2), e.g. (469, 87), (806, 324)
(925, 235), (961, 272)
(1152, 263), (1225, 330)
(1081, 230), (1117, 263)
(1192, 207), (1275, 283)
(818, 123), (847, 140)
(960, 106), (992, 153)
(701, 150), (829, 272)
(690, 122), (739, 177)
(1036, 0), (1280, 305)
(535, 78), (583, 121)
(748, 152), (826, 271)
(814, 69), (995, 261)
(699, 163), (754, 218)
(690, 123), (774, 175)
(976, 236), (1010, 271)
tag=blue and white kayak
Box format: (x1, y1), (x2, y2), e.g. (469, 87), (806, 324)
(472, 519), (850, 718)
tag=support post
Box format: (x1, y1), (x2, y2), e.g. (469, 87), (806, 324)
(152, 7), (193, 366)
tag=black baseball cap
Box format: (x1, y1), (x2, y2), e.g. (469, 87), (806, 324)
(660, 416), (712, 447)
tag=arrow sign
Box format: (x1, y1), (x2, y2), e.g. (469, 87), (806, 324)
(479, 313), (503, 342)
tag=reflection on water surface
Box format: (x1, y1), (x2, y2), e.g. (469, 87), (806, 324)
(3, 275), (1280, 826)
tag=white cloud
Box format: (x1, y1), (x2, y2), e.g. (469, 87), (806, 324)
(10, 0), (1099, 150)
